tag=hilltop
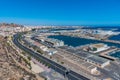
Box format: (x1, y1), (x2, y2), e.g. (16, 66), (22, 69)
(0, 23), (24, 27)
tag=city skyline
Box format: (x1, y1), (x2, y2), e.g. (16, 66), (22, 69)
(0, 0), (120, 25)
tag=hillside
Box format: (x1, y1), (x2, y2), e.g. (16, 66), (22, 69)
(0, 23), (24, 27)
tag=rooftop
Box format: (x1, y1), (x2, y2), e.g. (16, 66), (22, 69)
(90, 43), (106, 48)
(60, 46), (110, 65)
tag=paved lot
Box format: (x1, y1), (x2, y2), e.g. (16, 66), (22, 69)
(41, 69), (65, 80)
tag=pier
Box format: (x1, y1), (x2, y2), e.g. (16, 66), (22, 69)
(99, 48), (119, 61)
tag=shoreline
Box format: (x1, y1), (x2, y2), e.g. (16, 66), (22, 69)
(48, 34), (120, 59)
(50, 34), (120, 45)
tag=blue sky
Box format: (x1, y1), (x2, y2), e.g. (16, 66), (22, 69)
(0, 0), (120, 25)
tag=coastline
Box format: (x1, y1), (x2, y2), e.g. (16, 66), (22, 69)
(48, 34), (120, 59)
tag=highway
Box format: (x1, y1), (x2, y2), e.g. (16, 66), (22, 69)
(13, 34), (90, 80)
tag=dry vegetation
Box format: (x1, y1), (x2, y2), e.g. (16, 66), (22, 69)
(0, 36), (38, 80)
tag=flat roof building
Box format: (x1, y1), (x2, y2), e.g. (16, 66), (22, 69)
(44, 38), (64, 47)
(89, 43), (110, 53)
(60, 46), (110, 68)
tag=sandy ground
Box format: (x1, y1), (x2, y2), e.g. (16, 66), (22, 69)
(31, 61), (45, 73)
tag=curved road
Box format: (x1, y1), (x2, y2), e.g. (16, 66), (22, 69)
(13, 34), (89, 80)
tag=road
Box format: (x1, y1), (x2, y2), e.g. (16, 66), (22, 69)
(13, 34), (90, 80)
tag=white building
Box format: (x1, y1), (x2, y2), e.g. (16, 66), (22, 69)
(47, 49), (57, 55)
(45, 38), (64, 47)
(89, 43), (109, 53)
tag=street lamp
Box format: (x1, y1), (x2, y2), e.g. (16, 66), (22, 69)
(64, 68), (70, 80)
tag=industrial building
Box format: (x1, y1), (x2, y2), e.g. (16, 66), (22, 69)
(76, 50), (110, 68)
(80, 61), (99, 74)
(44, 38), (64, 47)
(47, 48), (57, 55)
(89, 43), (110, 53)
(57, 47), (100, 75)
(60, 46), (110, 68)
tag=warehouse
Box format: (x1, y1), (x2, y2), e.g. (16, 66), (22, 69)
(89, 43), (110, 53)
(63, 46), (110, 68)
